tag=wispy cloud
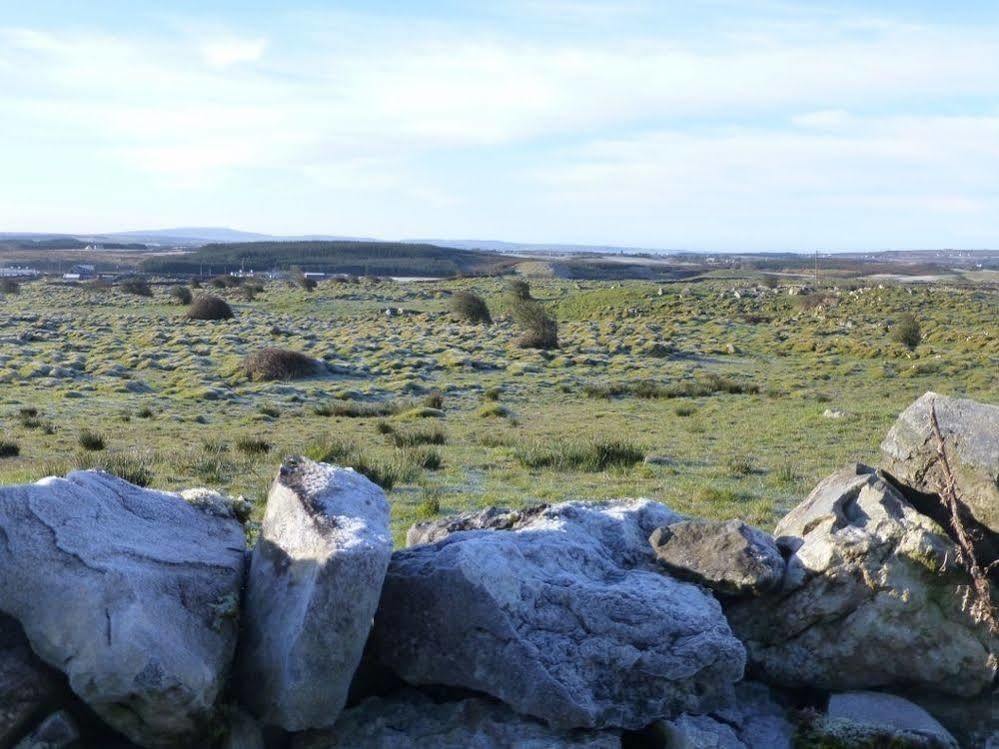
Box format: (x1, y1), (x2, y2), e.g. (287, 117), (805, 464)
(2, 2), (999, 246)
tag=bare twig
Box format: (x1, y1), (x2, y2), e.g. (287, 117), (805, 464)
(929, 398), (998, 635)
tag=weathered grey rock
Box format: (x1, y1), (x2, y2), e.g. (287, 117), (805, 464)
(407, 498), (681, 568)
(0, 614), (64, 749)
(899, 690), (998, 749)
(652, 681), (793, 749)
(880, 392), (999, 537)
(0, 471), (246, 748)
(649, 519), (784, 596)
(827, 692), (957, 748)
(237, 458), (392, 731)
(292, 690), (621, 749)
(372, 499), (745, 730)
(727, 464), (998, 697)
(13, 711), (78, 749)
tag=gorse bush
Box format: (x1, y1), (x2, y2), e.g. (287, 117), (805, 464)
(169, 286), (193, 305)
(511, 298), (558, 349)
(449, 291), (492, 324)
(515, 438), (644, 472)
(507, 278), (532, 300)
(119, 278), (153, 297)
(244, 348), (318, 381)
(891, 313), (922, 350)
(0, 438), (19, 458)
(1, 279), (19, 294)
(187, 295), (234, 320)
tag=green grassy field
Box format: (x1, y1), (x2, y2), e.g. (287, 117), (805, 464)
(0, 274), (995, 544)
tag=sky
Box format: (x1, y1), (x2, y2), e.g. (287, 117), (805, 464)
(3, 1), (999, 252)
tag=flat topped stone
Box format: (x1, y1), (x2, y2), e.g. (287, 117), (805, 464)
(827, 691), (957, 748)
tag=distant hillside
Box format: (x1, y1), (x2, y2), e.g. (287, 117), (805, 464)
(140, 241), (516, 277)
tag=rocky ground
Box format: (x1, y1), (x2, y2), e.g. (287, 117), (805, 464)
(0, 391), (995, 748)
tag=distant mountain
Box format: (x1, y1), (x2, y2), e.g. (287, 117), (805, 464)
(106, 227), (377, 246)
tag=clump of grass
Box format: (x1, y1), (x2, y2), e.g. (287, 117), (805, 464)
(136, 406), (154, 419)
(1, 279), (19, 294)
(77, 429), (106, 451)
(449, 291), (492, 324)
(316, 400), (397, 418)
(178, 442), (237, 484)
(674, 405), (696, 417)
(375, 420), (395, 435)
(891, 313), (921, 350)
(235, 436), (271, 455)
(170, 286), (193, 305)
(0, 438), (19, 458)
(422, 390), (444, 410)
(409, 447), (443, 471)
(244, 348), (318, 381)
(511, 298), (558, 349)
(515, 439), (644, 472)
(390, 426), (446, 447)
(187, 295), (234, 321)
(120, 278), (153, 297)
(76, 449), (153, 487)
(258, 404), (281, 418)
(477, 403), (510, 418)
(415, 490), (443, 520)
(305, 436), (356, 464)
(724, 454), (755, 476)
(585, 374), (759, 400)
(772, 462), (798, 485)
(17, 407), (40, 429)
(483, 386), (502, 401)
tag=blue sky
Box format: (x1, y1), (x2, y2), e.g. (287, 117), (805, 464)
(3, 1), (999, 251)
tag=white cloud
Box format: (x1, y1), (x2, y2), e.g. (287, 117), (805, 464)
(200, 37), (268, 67)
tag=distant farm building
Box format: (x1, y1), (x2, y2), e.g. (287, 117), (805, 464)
(63, 264), (97, 281)
(0, 266), (40, 278)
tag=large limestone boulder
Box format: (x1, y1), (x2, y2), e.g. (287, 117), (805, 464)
(0, 471), (246, 748)
(1, 614), (65, 748)
(292, 690), (621, 749)
(727, 464), (997, 697)
(371, 500), (745, 730)
(648, 519), (784, 596)
(237, 458), (392, 731)
(880, 392), (999, 538)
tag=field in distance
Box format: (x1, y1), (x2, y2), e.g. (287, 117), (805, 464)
(0, 272), (995, 543)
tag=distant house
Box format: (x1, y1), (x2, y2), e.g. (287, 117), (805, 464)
(85, 244), (104, 251)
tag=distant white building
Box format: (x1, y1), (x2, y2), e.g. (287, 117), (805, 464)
(0, 266), (40, 277)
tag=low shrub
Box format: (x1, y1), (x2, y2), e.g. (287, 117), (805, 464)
(511, 298), (558, 349)
(1, 279), (19, 294)
(170, 286), (193, 305)
(422, 390), (445, 410)
(415, 491), (443, 519)
(0, 438), (19, 458)
(187, 295), (234, 321)
(507, 278), (532, 300)
(244, 348), (318, 381)
(891, 313), (922, 350)
(77, 429), (106, 451)
(408, 447), (442, 471)
(483, 386), (502, 401)
(120, 278), (153, 297)
(477, 403), (510, 418)
(515, 439), (644, 472)
(449, 291), (492, 324)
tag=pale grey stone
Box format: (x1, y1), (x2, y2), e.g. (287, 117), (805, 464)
(237, 458), (392, 731)
(0, 471), (245, 748)
(728, 464), (998, 698)
(827, 692), (957, 748)
(372, 500), (744, 730)
(13, 711), (79, 749)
